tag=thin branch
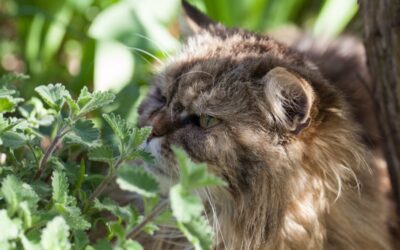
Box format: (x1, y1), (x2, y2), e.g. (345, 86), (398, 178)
(126, 199), (169, 240)
(86, 158), (123, 204)
(34, 125), (67, 180)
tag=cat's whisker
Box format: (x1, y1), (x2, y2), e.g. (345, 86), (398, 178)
(205, 188), (228, 250)
(123, 45), (164, 65)
(133, 32), (172, 59)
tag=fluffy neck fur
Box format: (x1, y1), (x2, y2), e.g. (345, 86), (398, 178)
(205, 106), (389, 250)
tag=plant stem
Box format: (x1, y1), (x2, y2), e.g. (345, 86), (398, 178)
(125, 199), (169, 239)
(86, 158), (123, 205)
(34, 126), (67, 180)
(26, 142), (39, 167)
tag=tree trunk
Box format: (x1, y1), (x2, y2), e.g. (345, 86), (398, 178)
(360, 0), (400, 233)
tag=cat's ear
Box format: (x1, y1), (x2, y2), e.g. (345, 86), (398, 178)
(181, 0), (217, 35)
(263, 67), (314, 134)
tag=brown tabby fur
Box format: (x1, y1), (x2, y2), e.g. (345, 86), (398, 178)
(136, 2), (393, 249)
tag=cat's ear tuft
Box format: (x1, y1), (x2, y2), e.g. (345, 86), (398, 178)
(181, 0), (217, 35)
(263, 67), (314, 134)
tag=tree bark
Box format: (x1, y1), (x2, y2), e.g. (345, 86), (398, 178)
(360, 0), (400, 231)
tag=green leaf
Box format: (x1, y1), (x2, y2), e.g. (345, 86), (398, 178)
(18, 97), (55, 127)
(64, 95), (80, 116)
(0, 131), (26, 149)
(41, 216), (71, 250)
(0, 209), (21, 242)
(73, 230), (90, 250)
(93, 198), (134, 222)
(172, 147), (226, 189)
(19, 201), (33, 228)
(76, 90), (115, 117)
(64, 119), (100, 147)
(126, 150), (154, 163)
(102, 113), (130, 142)
(52, 170), (69, 205)
(20, 233), (41, 250)
(35, 84), (69, 111)
(170, 184), (203, 223)
(129, 127), (151, 148)
(72, 230), (90, 250)
(57, 205), (91, 231)
(92, 239), (112, 250)
(88, 145), (114, 164)
(0, 88), (23, 113)
(76, 87), (92, 108)
(0, 96), (17, 113)
(1, 175), (39, 215)
(123, 240), (143, 250)
(106, 221), (125, 240)
(177, 216), (213, 250)
(116, 165), (159, 197)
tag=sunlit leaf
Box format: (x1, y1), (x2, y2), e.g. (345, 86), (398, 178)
(41, 216), (71, 250)
(0, 209), (21, 242)
(52, 170), (69, 205)
(35, 84), (69, 111)
(116, 165), (159, 197)
(170, 184), (203, 223)
(177, 216), (213, 250)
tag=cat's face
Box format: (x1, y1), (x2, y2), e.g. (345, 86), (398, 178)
(138, 3), (328, 191)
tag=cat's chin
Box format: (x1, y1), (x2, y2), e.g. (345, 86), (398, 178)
(142, 137), (179, 193)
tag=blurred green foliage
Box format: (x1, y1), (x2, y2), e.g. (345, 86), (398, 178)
(0, 0), (358, 124)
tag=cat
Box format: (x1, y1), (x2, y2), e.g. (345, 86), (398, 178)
(137, 1), (393, 249)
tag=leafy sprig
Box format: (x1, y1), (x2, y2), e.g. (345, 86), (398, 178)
(0, 75), (225, 250)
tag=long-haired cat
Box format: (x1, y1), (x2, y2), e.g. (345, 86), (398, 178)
(137, 1), (393, 249)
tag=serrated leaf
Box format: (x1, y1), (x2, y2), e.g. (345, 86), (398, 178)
(88, 145), (114, 164)
(52, 170), (69, 205)
(93, 198), (134, 222)
(35, 84), (69, 111)
(126, 149), (154, 163)
(116, 165), (159, 197)
(41, 216), (71, 250)
(64, 119), (99, 147)
(77, 86), (91, 107)
(0, 131), (26, 149)
(102, 113), (130, 142)
(0, 209), (21, 242)
(18, 97), (55, 127)
(19, 201), (33, 228)
(76, 90), (115, 117)
(172, 147), (226, 189)
(57, 205), (91, 231)
(130, 127), (151, 148)
(64, 95), (80, 116)
(1, 175), (39, 215)
(73, 230), (90, 250)
(170, 184), (203, 223)
(177, 216), (213, 250)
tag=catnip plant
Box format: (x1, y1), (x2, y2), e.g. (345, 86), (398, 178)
(0, 74), (225, 250)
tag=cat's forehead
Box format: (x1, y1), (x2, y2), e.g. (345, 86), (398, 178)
(156, 31), (306, 116)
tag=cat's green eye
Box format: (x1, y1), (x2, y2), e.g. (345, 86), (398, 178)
(199, 114), (220, 128)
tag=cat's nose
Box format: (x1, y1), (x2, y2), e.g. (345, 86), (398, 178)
(147, 111), (172, 141)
